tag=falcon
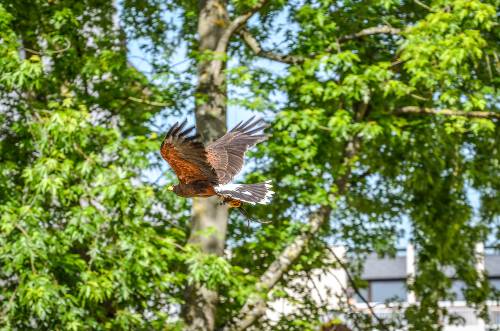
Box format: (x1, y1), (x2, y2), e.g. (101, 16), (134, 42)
(160, 117), (274, 208)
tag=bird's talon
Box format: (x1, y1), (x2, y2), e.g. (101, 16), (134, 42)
(228, 200), (242, 208)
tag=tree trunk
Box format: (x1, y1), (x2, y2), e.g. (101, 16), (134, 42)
(183, 1), (229, 330)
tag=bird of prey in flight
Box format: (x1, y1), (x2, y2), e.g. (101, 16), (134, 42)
(160, 117), (273, 208)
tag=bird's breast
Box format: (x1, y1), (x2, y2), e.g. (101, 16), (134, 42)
(198, 185), (216, 197)
(177, 182), (216, 197)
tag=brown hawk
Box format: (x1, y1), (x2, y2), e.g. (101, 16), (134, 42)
(160, 117), (273, 208)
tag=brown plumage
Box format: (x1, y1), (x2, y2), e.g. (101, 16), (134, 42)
(160, 117), (274, 206)
(206, 118), (267, 184)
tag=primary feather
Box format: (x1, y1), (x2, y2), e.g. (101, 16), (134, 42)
(206, 116), (267, 184)
(160, 120), (218, 185)
(160, 117), (272, 205)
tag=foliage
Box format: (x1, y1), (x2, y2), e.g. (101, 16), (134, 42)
(1, 0), (499, 330)
(0, 1), (189, 329)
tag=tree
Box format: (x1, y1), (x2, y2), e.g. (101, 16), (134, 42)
(1, 0), (499, 330)
(0, 1), (188, 329)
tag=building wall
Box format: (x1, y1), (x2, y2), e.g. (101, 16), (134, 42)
(354, 244), (500, 331)
(266, 245), (500, 330)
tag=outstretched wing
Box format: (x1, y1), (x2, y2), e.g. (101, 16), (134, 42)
(206, 117), (266, 184)
(160, 120), (218, 185)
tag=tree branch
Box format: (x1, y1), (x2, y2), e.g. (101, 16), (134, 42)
(212, 0), (269, 80)
(223, 206), (332, 331)
(128, 96), (171, 107)
(338, 26), (401, 42)
(222, 0), (268, 45)
(324, 269), (364, 331)
(325, 246), (387, 329)
(239, 26), (401, 65)
(396, 106), (500, 119)
(239, 29), (303, 65)
(0, 285), (18, 321)
(22, 38), (72, 56)
(224, 129), (364, 331)
(14, 224), (36, 274)
(413, 0), (434, 12)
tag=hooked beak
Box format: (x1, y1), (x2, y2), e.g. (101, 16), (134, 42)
(167, 185), (174, 191)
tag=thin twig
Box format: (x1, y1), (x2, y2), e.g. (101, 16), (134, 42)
(485, 54), (493, 81)
(338, 26), (401, 42)
(239, 25), (401, 65)
(326, 246), (387, 329)
(325, 269), (365, 331)
(390, 58), (405, 67)
(211, 0), (270, 83)
(0, 286), (18, 320)
(23, 39), (72, 56)
(128, 96), (171, 107)
(237, 205), (272, 224)
(396, 106), (500, 119)
(318, 125), (332, 132)
(153, 172), (165, 185)
(156, 236), (187, 251)
(74, 143), (95, 164)
(238, 28), (303, 65)
(87, 221), (105, 270)
(410, 94), (430, 101)
(413, 0), (434, 11)
(14, 224), (36, 273)
(306, 271), (325, 303)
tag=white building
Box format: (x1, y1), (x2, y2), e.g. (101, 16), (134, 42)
(268, 245), (500, 330)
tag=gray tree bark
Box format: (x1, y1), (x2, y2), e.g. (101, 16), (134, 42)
(182, 1), (268, 329)
(183, 1), (229, 330)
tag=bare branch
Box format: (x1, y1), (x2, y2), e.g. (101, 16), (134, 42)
(338, 26), (401, 42)
(0, 286), (18, 320)
(225, 130), (364, 331)
(212, 0), (269, 79)
(306, 271), (325, 303)
(410, 94), (430, 101)
(14, 224), (36, 274)
(325, 246), (387, 329)
(223, 0), (269, 43)
(396, 106), (500, 119)
(223, 206), (332, 331)
(239, 25), (401, 65)
(128, 96), (171, 107)
(413, 0), (434, 12)
(239, 29), (303, 65)
(22, 39), (72, 56)
(325, 269), (365, 331)
(74, 144), (96, 164)
(485, 54), (493, 81)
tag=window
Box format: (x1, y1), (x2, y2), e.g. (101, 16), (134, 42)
(353, 287), (369, 303)
(370, 280), (407, 302)
(451, 280), (466, 301)
(490, 278), (500, 291)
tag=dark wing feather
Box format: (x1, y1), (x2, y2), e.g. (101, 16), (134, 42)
(206, 116), (267, 184)
(160, 120), (218, 185)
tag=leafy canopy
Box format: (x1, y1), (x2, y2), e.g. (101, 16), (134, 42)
(0, 0), (499, 330)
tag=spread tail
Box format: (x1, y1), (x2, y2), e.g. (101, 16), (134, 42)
(215, 181), (274, 205)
